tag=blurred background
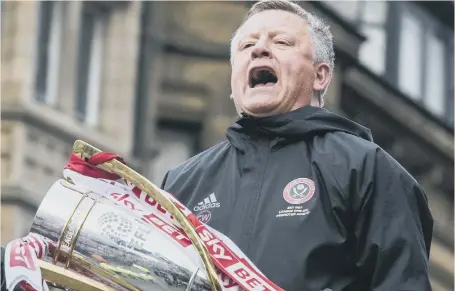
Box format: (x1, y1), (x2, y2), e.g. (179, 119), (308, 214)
(0, 1), (453, 290)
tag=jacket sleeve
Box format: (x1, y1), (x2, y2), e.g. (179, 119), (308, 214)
(353, 148), (434, 291)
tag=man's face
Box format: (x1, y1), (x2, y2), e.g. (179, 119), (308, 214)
(231, 10), (323, 117)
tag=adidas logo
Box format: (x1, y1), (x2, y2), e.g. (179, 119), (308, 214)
(194, 193), (220, 212)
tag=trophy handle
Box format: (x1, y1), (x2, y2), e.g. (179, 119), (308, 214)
(71, 140), (221, 291)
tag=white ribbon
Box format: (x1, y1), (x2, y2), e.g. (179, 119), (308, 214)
(4, 233), (49, 291)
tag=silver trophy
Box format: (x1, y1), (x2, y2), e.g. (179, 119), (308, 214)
(26, 140), (221, 291)
(29, 180), (212, 291)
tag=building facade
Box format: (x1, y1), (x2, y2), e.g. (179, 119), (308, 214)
(1, 1), (453, 290)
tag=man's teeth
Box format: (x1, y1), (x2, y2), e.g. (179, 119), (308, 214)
(254, 82), (275, 87)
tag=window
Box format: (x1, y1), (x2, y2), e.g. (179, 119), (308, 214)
(358, 1), (388, 76)
(359, 31), (387, 75)
(35, 1), (65, 105)
(398, 9), (424, 100)
(423, 32), (446, 116)
(76, 3), (107, 127)
(328, 1), (453, 126)
(392, 3), (453, 122)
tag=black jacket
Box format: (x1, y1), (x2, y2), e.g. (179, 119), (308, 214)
(161, 106), (433, 291)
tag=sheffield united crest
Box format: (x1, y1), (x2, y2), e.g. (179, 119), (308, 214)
(283, 178), (315, 205)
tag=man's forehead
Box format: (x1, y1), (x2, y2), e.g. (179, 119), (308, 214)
(236, 10), (308, 38)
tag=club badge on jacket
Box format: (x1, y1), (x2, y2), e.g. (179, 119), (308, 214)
(276, 178), (315, 218)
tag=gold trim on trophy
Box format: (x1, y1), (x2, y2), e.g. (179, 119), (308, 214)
(70, 254), (141, 291)
(65, 198), (97, 269)
(52, 193), (88, 265)
(39, 260), (114, 291)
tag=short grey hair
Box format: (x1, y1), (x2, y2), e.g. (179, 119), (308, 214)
(230, 0), (335, 106)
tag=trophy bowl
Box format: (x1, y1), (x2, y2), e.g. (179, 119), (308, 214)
(23, 140), (221, 291)
(29, 180), (213, 291)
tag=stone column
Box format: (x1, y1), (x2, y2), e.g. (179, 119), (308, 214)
(100, 2), (141, 153)
(1, 1), (38, 106)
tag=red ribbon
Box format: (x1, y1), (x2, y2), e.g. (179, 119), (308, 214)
(19, 281), (40, 291)
(64, 152), (126, 180)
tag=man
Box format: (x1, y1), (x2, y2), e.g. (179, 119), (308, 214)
(161, 1), (434, 290)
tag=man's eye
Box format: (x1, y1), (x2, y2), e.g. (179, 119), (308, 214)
(275, 40), (289, 46)
(242, 43), (254, 50)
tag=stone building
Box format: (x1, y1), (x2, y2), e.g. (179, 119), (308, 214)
(1, 1), (453, 290)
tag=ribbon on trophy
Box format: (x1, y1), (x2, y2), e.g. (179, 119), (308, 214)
(4, 233), (50, 291)
(5, 149), (284, 291)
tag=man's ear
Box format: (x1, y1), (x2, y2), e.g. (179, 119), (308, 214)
(313, 63), (331, 93)
(230, 94), (234, 100)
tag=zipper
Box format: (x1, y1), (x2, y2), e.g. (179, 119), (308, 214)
(244, 139), (270, 253)
(226, 137), (270, 252)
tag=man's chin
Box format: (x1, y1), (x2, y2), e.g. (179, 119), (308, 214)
(241, 103), (281, 118)
(238, 90), (283, 117)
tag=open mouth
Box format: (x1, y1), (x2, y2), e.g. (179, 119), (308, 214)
(249, 67), (278, 88)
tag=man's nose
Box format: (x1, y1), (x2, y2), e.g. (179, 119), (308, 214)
(251, 41), (272, 60)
